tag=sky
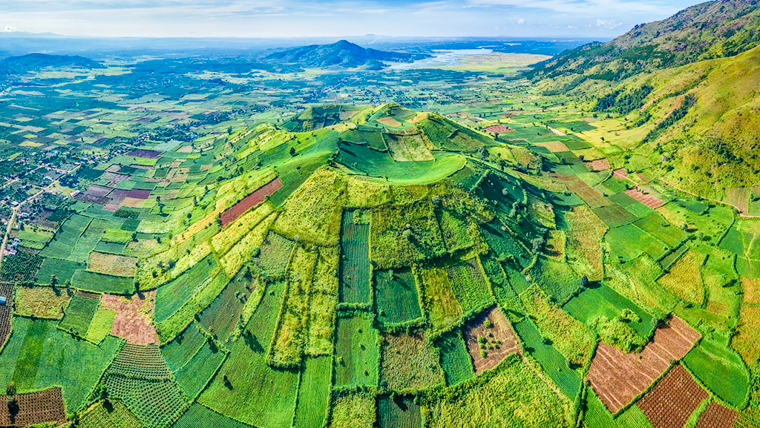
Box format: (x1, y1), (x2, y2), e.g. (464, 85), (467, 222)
(1, 0), (705, 39)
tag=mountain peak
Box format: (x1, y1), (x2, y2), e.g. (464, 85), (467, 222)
(266, 40), (427, 69)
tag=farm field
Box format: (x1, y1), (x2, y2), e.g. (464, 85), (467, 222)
(0, 22), (757, 428)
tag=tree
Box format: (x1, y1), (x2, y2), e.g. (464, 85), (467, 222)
(289, 147), (296, 156)
(580, 275), (589, 287)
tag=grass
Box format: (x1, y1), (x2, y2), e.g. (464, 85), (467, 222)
(199, 279), (300, 428)
(0, 317), (122, 411)
(59, 293), (100, 337)
(582, 388), (653, 428)
(435, 330), (475, 386)
(371, 199), (446, 269)
(197, 264), (256, 343)
(78, 401), (142, 428)
(155, 254), (218, 322)
(426, 354), (574, 428)
(35, 258), (84, 285)
(334, 315), (379, 388)
(256, 232), (294, 278)
(293, 356), (332, 428)
(374, 269), (422, 325)
(380, 333), (443, 391)
(340, 210), (372, 304)
(605, 224), (670, 263)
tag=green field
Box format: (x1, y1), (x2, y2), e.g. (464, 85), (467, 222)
(58, 293), (100, 336)
(562, 283), (654, 338)
(199, 280), (300, 428)
(683, 338), (749, 407)
(172, 403), (250, 428)
(513, 319), (581, 398)
(378, 395), (422, 428)
(0, 317), (122, 410)
(156, 254), (218, 322)
(72, 270), (136, 294)
(174, 340), (227, 400)
(446, 259), (493, 314)
(374, 269), (422, 324)
(161, 323), (208, 372)
(334, 315), (379, 388)
(340, 210), (372, 303)
(294, 356), (333, 428)
(435, 330), (475, 386)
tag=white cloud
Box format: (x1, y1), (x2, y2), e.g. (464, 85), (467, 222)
(517, 18), (525, 24)
(4, 26), (17, 32)
(595, 18), (623, 29)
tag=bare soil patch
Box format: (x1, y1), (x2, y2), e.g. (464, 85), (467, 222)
(587, 316), (700, 413)
(637, 365), (708, 428)
(377, 116), (402, 127)
(219, 177), (283, 228)
(695, 401), (739, 428)
(0, 387), (66, 427)
(100, 291), (158, 345)
(534, 141), (569, 153)
(462, 306), (520, 373)
(625, 188), (665, 209)
(584, 158), (610, 171)
(612, 168), (629, 180)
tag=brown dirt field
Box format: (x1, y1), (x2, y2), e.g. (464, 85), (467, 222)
(725, 187), (750, 214)
(127, 189), (151, 199)
(637, 365), (708, 428)
(613, 168), (629, 180)
(695, 402), (739, 428)
(120, 197), (145, 208)
(0, 387), (66, 427)
(220, 177), (283, 228)
(741, 277), (760, 304)
(587, 316), (700, 413)
(584, 158), (610, 171)
(0, 283), (12, 347)
(100, 291), (158, 345)
(534, 141), (570, 153)
(555, 174), (610, 208)
(484, 125), (511, 134)
(126, 149), (161, 159)
(88, 251), (138, 277)
(625, 188), (665, 209)
(462, 306), (520, 373)
(377, 116), (403, 127)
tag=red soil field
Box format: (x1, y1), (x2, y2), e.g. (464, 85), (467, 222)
(612, 168), (629, 180)
(100, 291), (158, 345)
(0, 387), (66, 427)
(638, 365), (708, 428)
(554, 174), (610, 208)
(462, 306), (520, 373)
(625, 188), (665, 209)
(219, 177), (283, 228)
(584, 158), (610, 171)
(695, 402), (739, 428)
(484, 125), (511, 134)
(587, 316), (700, 413)
(0, 283), (13, 348)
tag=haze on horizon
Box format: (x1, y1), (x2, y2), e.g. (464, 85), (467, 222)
(3, 0), (705, 40)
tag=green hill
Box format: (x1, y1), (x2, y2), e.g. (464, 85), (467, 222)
(528, 0), (760, 86)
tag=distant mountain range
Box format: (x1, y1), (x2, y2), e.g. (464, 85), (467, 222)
(265, 40), (428, 69)
(0, 53), (102, 75)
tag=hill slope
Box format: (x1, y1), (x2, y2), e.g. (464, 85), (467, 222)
(0, 53), (102, 74)
(266, 40), (426, 68)
(528, 0), (760, 84)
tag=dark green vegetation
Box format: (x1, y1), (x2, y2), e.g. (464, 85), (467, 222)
(0, 6), (758, 425)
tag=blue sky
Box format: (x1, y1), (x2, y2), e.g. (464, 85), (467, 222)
(2, 0), (704, 38)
